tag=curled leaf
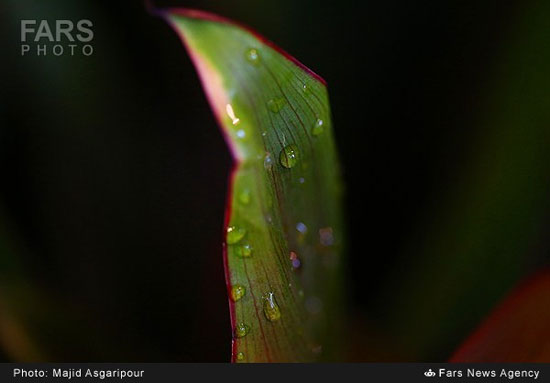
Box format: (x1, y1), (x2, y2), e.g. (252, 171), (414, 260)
(156, 8), (345, 362)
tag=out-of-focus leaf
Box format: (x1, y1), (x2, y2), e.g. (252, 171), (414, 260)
(450, 270), (550, 362)
(156, 8), (345, 362)
(383, 1), (550, 359)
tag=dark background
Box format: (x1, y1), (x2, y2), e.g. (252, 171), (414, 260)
(1, 0), (549, 361)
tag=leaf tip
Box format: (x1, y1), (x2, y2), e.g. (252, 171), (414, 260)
(153, 7), (327, 87)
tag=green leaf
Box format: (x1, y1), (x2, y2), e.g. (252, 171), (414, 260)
(157, 8), (345, 362)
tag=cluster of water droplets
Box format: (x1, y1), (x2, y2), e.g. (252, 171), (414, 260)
(227, 46), (335, 360)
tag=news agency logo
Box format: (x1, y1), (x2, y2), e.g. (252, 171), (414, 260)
(424, 369), (436, 377)
(20, 19), (94, 56)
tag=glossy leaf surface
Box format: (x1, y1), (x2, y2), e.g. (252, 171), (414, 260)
(158, 8), (345, 362)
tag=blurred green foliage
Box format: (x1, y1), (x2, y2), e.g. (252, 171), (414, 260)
(383, 1), (550, 360)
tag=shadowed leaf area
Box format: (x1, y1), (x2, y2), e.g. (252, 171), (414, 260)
(159, 8), (345, 362)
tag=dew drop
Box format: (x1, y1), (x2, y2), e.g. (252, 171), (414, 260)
(236, 129), (246, 138)
(235, 322), (250, 338)
(239, 189), (251, 205)
(231, 284), (246, 302)
(227, 226), (246, 244)
(279, 144), (299, 169)
(312, 119), (324, 136)
(298, 177), (305, 184)
(236, 352), (245, 361)
(267, 97), (286, 113)
(245, 48), (261, 65)
(234, 243), (252, 258)
(262, 292), (281, 322)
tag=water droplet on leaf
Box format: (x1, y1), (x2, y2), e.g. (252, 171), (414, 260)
(245, 48), (260, 65)
(234, 243), (252, 258)
(236, 352), (245, 361)
(312, 119), (324, 136)
(279, 144), (299, 168)
(235, 323), (250, 338)
(267, 97), (286, 113)
(227, 226), (246, 244)
(231, 285), (246, 302)
(262, 292), (281, 322)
